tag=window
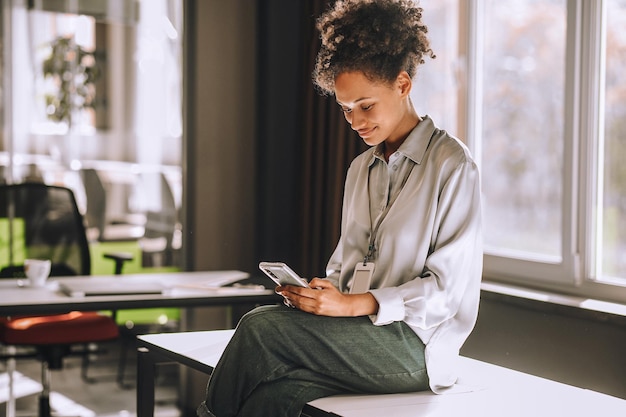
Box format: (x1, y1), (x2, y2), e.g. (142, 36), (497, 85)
(480, 0), (566, 261)
(411, 0), (460, 134)
(417, 0), (626, 302)
(1, 1), (184, 270)
(7, 1), (183, 167)
(599, 0), (626, 283)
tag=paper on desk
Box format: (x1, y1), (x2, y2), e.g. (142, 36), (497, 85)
(172, 271), (265, 292)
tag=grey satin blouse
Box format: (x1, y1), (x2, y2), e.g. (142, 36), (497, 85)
(325, 115), (483, 393)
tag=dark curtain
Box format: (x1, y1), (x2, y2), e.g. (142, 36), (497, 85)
(296, 0), (369, 278)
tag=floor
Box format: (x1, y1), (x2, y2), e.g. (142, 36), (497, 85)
(0, 337), (181, 417)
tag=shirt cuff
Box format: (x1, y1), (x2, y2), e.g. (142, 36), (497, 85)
(368, 287), (405, 325)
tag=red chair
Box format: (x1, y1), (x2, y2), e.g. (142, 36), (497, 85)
(1, 313), (119, 417)
(0, 183), (123, 417)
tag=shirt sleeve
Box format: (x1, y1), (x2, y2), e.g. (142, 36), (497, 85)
(369, 159), (482, 331)
(325, 237), (342, 288)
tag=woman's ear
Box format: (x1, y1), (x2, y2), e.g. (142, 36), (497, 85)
(396, 71), (412, 98)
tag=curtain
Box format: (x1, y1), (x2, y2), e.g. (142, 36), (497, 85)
(296, 0), (369, 278)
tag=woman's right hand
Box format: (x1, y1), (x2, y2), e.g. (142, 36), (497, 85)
(277, 278), (379, 317)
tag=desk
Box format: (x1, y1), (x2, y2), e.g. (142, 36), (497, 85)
(0, 270), (278, 316)
(137, 330), (626, 417)
(1, 271), (278, 417)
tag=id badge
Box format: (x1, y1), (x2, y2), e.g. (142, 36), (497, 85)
(350, 262), (375, 294)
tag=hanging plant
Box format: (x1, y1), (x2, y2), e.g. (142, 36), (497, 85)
(42, 36), (100, 125)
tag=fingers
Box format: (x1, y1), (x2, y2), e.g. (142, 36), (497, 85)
(308, 278), (334, 289)
(275, 279), (341, 313)
(275, 285), (305, 308)
(276, 285), (314, 310)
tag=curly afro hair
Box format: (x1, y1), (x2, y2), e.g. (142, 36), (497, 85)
(313, 0), (435, 96)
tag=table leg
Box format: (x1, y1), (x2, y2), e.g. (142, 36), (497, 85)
(7, 354), (16, 417)
(137, 347), (156, 417)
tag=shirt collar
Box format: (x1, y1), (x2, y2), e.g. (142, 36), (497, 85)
(371, 115), (436, 166)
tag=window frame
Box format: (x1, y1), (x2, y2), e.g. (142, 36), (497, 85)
(462, 0), (626, 303)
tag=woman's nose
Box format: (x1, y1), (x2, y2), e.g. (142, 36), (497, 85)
(350, 111), (366, 130)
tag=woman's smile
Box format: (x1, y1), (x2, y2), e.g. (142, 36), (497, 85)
(357, 127), (376, 138)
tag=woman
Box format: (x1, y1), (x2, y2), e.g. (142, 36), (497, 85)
(197, 1), (482, 415)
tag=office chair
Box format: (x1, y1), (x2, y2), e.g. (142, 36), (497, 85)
(79, 168), (145, 242)
(0, 183), (128, 417)
(80, 169), (181, 387)
(138, 172), (181, 268)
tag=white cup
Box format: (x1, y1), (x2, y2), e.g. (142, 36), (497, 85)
(24, 259), (52, 287)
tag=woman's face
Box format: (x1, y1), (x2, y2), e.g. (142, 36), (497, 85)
(334, 71), (412, 148)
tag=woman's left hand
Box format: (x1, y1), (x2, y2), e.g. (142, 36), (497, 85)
(276, 278), (379, 317)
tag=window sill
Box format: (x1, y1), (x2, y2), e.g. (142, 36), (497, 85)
(480, 280), (626, 327)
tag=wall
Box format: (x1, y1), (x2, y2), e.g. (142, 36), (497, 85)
(184, 0), (258, 275)
(181, 0), (258, 414)
(461, 294), (626, 400)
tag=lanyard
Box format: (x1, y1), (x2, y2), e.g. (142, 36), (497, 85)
(364, 157), (415, 264)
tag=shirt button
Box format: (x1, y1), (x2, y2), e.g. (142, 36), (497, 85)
(392, 165), (398, 171)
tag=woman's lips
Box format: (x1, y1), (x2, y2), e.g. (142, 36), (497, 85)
(357, 127), (375, 138)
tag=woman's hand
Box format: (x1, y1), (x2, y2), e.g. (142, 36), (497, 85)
(276, 278), (379, 317)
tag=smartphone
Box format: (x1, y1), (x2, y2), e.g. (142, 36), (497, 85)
(259, 262), (310, 288)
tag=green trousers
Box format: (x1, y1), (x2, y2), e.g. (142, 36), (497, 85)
(197, 304), (428, 417)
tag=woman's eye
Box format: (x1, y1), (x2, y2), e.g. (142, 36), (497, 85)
(339, 104), (372, 113)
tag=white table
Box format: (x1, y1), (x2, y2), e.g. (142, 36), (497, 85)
(137, 329), (626, 417)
